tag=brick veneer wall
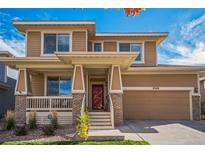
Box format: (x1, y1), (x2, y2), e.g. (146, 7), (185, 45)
(192, 95), (201, 120)
(15, 95), (27, 126)
(111, 94), (123, 125)
(72, 93), (84, 125)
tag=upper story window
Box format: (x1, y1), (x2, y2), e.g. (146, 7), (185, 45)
(119, 43), (144, 63)
(44, 33), (70, 54)
(0, 64), (7, 83)
(94, 42), (102, 52)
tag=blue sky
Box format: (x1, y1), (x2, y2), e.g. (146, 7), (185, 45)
(0, 8), (205, 65)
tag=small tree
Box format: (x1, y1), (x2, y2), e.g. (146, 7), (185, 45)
(28, 111), (37, 129)
(76, 112), (89, 140)
(51, 111), (59, 129)
(5, 110), (15, 130)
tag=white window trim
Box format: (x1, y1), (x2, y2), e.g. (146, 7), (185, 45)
(41, 31), (72, 56)
(45, 74), (72, 96)
(92, 41), (104, 52)
(117, 41), (145, 64)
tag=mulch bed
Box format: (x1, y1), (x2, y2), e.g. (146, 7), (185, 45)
(0, 125), (76, 143)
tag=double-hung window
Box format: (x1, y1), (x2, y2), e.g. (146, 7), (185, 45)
(44, 33), (70, 54)
(94, 42), (102, 52)
(47, 77), (71, 96)
(119, 43), (144, 63)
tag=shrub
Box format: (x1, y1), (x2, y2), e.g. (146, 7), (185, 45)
(15, 126), (27, 136)
(201, 114), (205, 120)
(5, 110), (15, 130)
(28, 112), (37, 129)
(42, 125), (55, 136)
(76, 112), (89, 140)
(51, 111), (59, 129)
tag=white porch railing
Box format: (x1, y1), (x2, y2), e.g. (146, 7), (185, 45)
(26, 96), (73, 125)
(26, 96), (73, 111)
(109, 95), (114, 128)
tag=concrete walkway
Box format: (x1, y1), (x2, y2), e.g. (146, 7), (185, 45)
(89, 120), (205, 144)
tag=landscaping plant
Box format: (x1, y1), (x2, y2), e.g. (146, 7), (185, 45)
(28, 111), (37, 129)
(42, 125), (55, 136)
(15, 126), (27, 136)
(5, 110), (15, 130)
(51, 111), (59, 129)
(76, 112), (89, 140)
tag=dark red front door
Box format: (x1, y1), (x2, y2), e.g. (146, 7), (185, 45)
(92, 84), (104, 110)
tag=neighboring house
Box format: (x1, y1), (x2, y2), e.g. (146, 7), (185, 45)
(0, 51), (16, 118)
(0, 20), (204, 129)
(200, 73), (205, 115)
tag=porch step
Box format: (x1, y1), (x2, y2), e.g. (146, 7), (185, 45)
(88, 112), (113, 130)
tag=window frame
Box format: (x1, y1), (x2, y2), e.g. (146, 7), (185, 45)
(117, 41), (145, 64)
(45, 74), (72, 96)
(92, 41), (104, 52)
(41, 31), (72, 56)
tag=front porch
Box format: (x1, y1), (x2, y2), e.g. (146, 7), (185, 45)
(15, 64), (124, 129)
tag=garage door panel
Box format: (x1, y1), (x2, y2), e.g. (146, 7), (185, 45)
(123, 91), (190, 120)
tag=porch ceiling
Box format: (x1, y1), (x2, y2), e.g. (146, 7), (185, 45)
(55, 52), (137, 69)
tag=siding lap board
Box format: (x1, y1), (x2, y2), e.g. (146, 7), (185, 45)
(27, 32), (41, 57)
(72, 31), (86, 52)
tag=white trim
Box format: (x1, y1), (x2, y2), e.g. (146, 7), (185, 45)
(117, 41), (145, 64)
(45, 74), (72, 96)
(109, 65), (123, 94)
(96, 32), (168, 37)
(25, 32), (28, 57)
(123, 86), (194, 92)
(92, 41), (104, 52)
(41, 31), (72, 56)
(13, 21), (95, 25)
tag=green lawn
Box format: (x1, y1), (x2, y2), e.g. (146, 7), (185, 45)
(0, 140), (149, 145)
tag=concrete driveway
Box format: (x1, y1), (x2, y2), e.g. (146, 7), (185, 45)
(119, 120), (205, 145)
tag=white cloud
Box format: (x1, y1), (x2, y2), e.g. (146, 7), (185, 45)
(0, 39), (25, 56)
(159, 12), (205, 66)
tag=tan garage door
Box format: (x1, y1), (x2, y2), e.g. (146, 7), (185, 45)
(123, 91), (191, 120)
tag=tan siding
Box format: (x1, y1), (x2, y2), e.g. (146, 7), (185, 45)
(72, 31), (87, 52)
(123, 91), (190, 120)
(31, 74), (44, 96)
(122, 74), (198, 88)
(104, 42), (117, 52)
(73, 67), (83, 90)
(17, 70), (25, 92)
(88, 41), (93, 52)
(200, 81), (205, 102)
(27, 32), (41, 57)
(111, 67), (121, 90)
(144, 41), (156, 66)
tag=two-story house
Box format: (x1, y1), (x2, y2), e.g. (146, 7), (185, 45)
(0, 20), (204, 129)
(0, 51), (16, 118)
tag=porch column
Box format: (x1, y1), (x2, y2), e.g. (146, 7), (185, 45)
(15, 68), (31, 126)
(109, 65), (123, 125)
(72, 65), (85, 125)
(192, 95), (201, 120)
